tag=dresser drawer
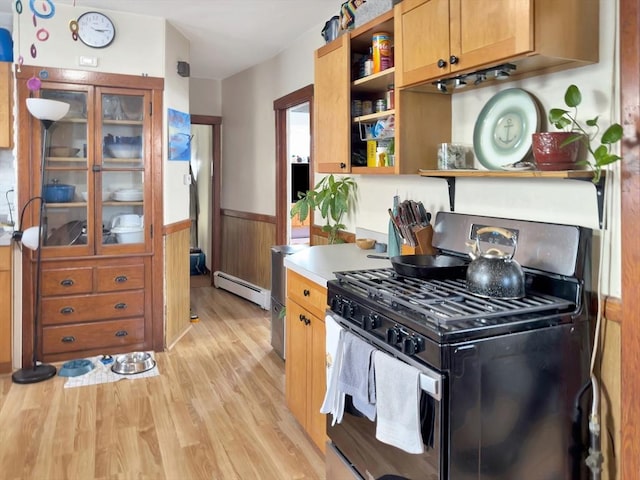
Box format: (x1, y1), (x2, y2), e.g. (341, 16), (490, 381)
(96, 264), (145, 292)
(287, 269), (327, 319)
(42, 267), (93, 296)
(41, 290), (145, 325)
(42, 318), (144, 355)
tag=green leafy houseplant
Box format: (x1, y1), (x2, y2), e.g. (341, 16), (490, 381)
(290, 174), (357, 244)
(549, 84), (623, 182)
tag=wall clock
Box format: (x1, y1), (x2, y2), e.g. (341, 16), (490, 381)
(77, 11), (115, 48)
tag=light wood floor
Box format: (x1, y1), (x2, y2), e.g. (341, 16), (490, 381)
(0, 286), (325, 480)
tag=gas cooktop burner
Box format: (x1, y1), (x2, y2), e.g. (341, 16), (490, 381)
(332, 268), (576, 332)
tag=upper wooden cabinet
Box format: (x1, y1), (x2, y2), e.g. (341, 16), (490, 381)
(314, 35), (351, 174)
(314, 11), (451, 174)
(395, 0), (599, 88)
(0, 62), (12, 148)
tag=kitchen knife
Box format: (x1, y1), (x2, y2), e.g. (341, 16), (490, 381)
(417, 201), (431, 225)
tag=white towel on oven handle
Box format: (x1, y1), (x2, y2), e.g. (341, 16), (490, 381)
(320, 315), (346, 425)
(373, 350), (425, 454)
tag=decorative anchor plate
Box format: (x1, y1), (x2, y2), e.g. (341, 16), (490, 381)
(473, 88), (540, 170)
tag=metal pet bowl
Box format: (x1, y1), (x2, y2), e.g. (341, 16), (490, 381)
(111, 352), (156, 375)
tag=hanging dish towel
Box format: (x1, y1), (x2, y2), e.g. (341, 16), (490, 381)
(337, 331), (377, 421)
(374, 351), (424, 454)
(320, 315), (346, 426)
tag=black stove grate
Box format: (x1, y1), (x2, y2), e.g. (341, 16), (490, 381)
(334, 268), (576, 328)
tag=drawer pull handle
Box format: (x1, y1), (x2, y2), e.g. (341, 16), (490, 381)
(115, 330), (128, 337)
(115, 275), (128, 283)
(114, 303), (127, 310)
(303, 289), (310, 297)
(299, 314), (310, 326)
(61, 336), (76, 343)
(60, 306), (75, 314)
(60, 279), (74, 287)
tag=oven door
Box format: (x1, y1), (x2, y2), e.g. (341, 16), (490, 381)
(327, 313), (446, 480)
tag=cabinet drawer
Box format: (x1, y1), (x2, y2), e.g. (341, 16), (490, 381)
(96, 264), (145, 292)
(42, 267), (93, 296)
(41, 290), (144, 325)
(42, 318), (144, 355)
(287, 270), (327, 319)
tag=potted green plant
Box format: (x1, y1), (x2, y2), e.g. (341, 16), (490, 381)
(290, 174), (358, 244)
(532, 84), (623, 182)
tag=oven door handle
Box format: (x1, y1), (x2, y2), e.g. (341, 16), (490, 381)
(419, 371), (442, 401)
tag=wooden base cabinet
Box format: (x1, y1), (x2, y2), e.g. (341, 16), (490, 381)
(0, 246), (11, 373)
(16, 66), (164, 364)
(285, 269), (327, 452)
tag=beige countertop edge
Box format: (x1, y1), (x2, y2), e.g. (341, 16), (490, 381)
(0, 232), (12, 247)
(283, 243), (391, 287)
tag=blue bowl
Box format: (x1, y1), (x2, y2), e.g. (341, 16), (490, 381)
(58, 359), (95, 377)
(43, 184), (75, 203)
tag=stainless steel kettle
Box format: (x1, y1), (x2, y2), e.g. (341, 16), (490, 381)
(465, 226), (525, 299)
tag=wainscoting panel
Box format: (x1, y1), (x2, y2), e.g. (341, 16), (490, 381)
(164, 223), (191, 348)
(221, 210), (276, 289)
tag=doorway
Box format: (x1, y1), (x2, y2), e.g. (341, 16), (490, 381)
(189, 115), (222, 286)
(274, 85), (314, 246)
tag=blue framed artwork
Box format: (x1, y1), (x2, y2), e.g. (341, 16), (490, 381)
(168, 108), (191, 161)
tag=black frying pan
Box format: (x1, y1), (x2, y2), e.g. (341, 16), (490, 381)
(390, 254), (468, 279)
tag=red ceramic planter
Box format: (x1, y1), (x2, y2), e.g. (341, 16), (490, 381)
(531, 132), (583, 171)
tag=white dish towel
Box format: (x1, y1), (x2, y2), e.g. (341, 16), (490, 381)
(320, 315), (346, 425)
(337, 331), (376, 421)
(373, 351), (425, 454)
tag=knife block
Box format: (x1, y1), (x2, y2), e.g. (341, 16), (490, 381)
(400, 225), (437, 255)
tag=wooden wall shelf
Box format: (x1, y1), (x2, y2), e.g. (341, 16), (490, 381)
(418, 169), (606, 228)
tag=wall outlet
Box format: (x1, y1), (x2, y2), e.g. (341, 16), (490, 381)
(78, 56), (98, 67)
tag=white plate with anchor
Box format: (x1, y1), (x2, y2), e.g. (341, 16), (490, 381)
(473, 88), (540, 170)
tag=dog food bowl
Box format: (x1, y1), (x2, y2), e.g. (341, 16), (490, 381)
(58, 359), (95, 377)
(111, 352), (156, 375)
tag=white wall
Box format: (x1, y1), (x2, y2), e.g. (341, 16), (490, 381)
(219, 2), (621, 296)
(220, 26), (322, 215)
(162, 22), (191, 225)
(14, 5), (164, 76)
(189, 78), (222, 116)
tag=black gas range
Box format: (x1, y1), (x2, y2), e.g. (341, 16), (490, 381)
(326, 212), (593, 480)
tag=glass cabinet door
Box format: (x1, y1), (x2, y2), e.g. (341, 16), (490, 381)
(97, 89), (149, 252)
(40, 88), (90, 253)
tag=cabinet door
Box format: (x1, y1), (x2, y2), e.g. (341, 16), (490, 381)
(395, 0), (451, 88)
(97, 88), (151, 254)
(314, 35), (351, 173)
(308, 313), (327, 453)
(285, 300), (310, 427)
(449, 0), (533, 74)
(0, 62), (11, 148)
(39, 86), (92, 257)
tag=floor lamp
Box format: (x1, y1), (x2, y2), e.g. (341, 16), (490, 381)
(12, 98), (69, 384)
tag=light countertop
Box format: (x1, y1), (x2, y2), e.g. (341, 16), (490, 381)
(284, 243), (391, 286)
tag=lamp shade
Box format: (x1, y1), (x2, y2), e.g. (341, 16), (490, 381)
(21, 226), (41, 250)
(26, 98), (69, 121)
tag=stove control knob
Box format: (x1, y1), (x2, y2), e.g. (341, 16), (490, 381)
(341, 300), (356, 318)
(386, 327), (401, 345)
(402, 336), (425, 356)
(362, 313), (380, 331)
(329, 296), (341, 312)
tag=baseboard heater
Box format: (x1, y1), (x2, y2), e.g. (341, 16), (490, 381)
(213, 271), (271, 310)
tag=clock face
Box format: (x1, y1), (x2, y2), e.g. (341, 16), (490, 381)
(77, 12), (115, 48)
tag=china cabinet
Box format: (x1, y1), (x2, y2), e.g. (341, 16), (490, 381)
(16, 66), (164, 364)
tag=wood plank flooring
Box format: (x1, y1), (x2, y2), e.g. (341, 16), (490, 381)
(0, 286), (325, 480)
